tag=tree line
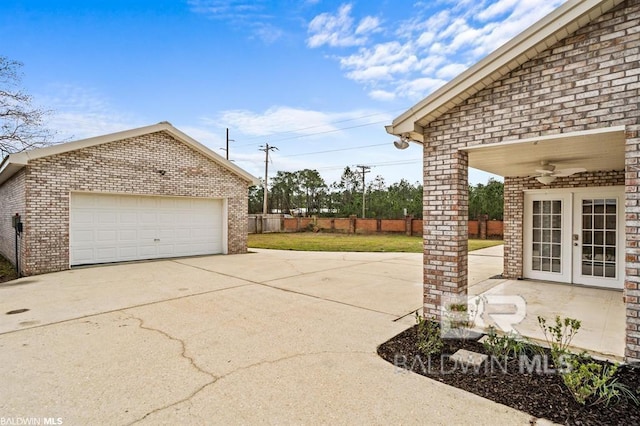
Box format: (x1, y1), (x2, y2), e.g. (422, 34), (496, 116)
(249, 167), (504, 220)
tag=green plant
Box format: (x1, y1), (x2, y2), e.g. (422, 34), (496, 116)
(537, 315), (638, 406)
(443, 298), (481, 338)
(593, 376), (640, 407)
(561, 354), (616, 405)
(482, 327), (537, 359)
(415, 313), (443, 356)
(537, 315), (581, 364)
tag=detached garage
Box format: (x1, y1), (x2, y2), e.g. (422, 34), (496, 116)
(0, 122), (258, 276)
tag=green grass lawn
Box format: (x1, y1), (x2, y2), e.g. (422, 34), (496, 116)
(248, 232), (503, 253)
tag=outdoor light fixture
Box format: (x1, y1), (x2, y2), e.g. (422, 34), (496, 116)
(393, 134), (414, 150)
(536, 175), (556, 185)
(393, 139), (409, 150)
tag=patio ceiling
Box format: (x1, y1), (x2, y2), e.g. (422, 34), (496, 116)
(459, 126), (626, 177)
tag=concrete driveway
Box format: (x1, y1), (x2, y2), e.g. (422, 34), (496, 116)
(0, 248), (533, 425)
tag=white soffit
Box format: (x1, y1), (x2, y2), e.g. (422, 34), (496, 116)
(460, 127), (626, 177)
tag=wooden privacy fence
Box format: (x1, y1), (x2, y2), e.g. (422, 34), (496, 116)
(249, 215), (503, 239)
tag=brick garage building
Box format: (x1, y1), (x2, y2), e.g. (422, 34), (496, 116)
(386, 0), (639, 361)
(0, 122), (258, 276)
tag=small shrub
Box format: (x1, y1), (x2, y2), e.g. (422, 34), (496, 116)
(537, 315), (581, 364)
(415, 313), (443, 356)
(562, 354), (616, 405)
(537, 315), (637, 406)
(482, 327), (538, 360)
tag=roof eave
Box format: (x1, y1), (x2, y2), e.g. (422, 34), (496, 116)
(0, 122), (260, 187)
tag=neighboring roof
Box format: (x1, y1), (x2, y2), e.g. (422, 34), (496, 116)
(385, 0), (625, 143)
(0, 122), (260, 185)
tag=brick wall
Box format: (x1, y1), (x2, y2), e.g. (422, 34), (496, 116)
(0, 170), (26, 271)
(421, 0), (639, 360)
(18, 131), (251, 275)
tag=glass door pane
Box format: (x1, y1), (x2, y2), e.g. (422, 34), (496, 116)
(531, 199), (562, 273)
(581, 198), (616, 278)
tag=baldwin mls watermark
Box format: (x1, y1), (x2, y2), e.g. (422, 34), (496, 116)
(393, 353), (573, 376)
(0, 418), (63, 426)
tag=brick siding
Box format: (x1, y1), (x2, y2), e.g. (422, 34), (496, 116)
(0, 170), (26, 271)
(422, 0), (640, 361)
(6, 130), (251, 275)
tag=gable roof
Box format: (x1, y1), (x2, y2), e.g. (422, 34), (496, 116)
(385, 0), (625, 143)
(0, 122), (260, 185)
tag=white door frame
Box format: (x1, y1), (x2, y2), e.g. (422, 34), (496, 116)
(571, 187), (624, 288)
(523, 186), (624, 289)
(523, 191), (572, 283)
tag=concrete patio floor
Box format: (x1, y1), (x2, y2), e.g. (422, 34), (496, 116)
(466, 245), (626, 360)
(0, 245), (624, 424)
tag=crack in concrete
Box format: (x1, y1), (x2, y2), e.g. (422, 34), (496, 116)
(123, 312), (220, 425)
(172, 260), (400, 318)
(127, 348), (373, 424)
(0, 282), (253, 337)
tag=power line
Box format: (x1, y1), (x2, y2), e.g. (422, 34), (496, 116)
(233, 107), (409, 144)
(313, 159), (422, 171)
(234, 119), (389, 148)
(280, 142), (389, 158)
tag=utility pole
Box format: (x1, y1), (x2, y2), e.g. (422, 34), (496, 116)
(259, 143), (278, 214)
(356, 165), (370, 218)
(222, 128), (235, 160)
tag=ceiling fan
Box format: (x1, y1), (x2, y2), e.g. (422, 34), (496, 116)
(531, 161), (586, 184)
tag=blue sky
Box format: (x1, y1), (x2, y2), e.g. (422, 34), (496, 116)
(1, 0), (565, 186)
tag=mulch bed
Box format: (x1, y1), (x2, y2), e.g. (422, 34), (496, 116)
(377, 325), (640, 425)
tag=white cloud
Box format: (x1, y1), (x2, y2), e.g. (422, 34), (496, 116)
(308, 0), (566, 102)
(436, 63), (469, 79)
(307, 4), (380, 48)
(39, 84), (142, 141)
(188, 0), (284, 44)
(477, 0), (519, 20)
(396, 77), (447, 100)
(355, 16), (381, 35)
(339, 41), (417, 83)
(369, 89), (396, 101)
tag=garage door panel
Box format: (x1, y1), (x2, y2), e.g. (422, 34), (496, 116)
(138, 245), (158, 256)
(119, 212), (137, 225)
(96, 247), (118, 260)
(97, 212), (117, 225)
(70, 193), (224, 266)
(97, 230), (117, 241)
(72, 230), (95, 243)
(118, 247), (138, 258)
(119, 196), (139, 208)
(119, 230), (137, 241)
(73, 248), (95, 263)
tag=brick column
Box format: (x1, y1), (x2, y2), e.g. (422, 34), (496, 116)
(625, 130), (640, 362)
(503, 177), (524, 279)
(423, 143), (468, 320)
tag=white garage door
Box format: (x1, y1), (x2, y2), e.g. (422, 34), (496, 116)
(70, 193), (225, 266)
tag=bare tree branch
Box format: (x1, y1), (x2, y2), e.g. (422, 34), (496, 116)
(0, 56), (55, 156)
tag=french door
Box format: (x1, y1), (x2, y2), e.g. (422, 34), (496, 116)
(524, 187), (624, 289)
